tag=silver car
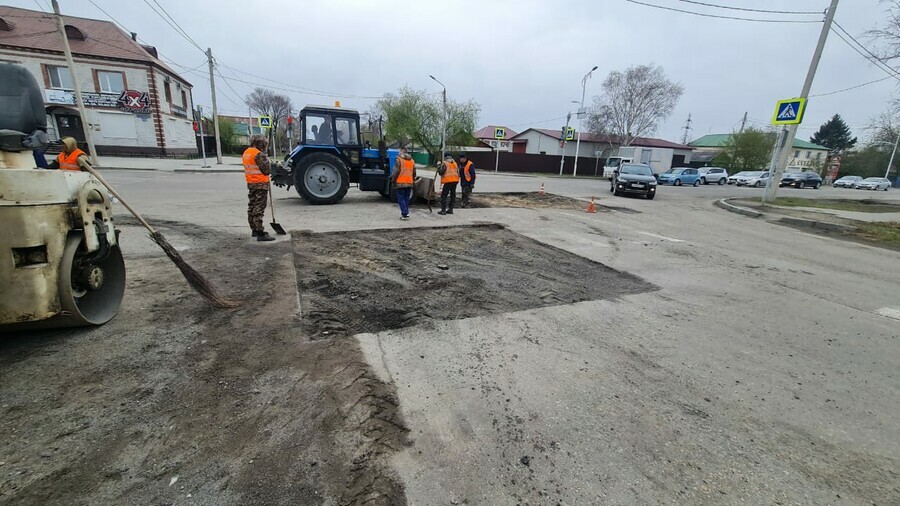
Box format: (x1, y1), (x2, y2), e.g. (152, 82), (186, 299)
(736, 171), (771, 187)
(697, 167), (729, 185)
(856, 177), (892, 191)
(727, 171), (755, 185)
(833, 175), (863, 188)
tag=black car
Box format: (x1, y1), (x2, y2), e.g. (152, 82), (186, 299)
(780, 171), (822, 189)
(611, 163), (657, 199)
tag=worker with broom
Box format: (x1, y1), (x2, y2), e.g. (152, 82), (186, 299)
(47, 137), (88, 171)
(242, 135), (276, 242)
(437, 153), (459, 215)
(390, 146), (416, 220)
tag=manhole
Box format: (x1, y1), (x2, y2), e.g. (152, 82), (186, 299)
(292, 224), (656, 338)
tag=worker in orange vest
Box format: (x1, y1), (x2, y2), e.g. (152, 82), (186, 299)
(390, 146), (416, 220)
(47, 137), (88, 171)
(458, 154), (476, 208)
(242, 136), (275, 241)
(437, 153), (459, 215)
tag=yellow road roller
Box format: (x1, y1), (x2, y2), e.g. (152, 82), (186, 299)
(0, 63), (125, 331)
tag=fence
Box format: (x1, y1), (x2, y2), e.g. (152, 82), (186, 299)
(464, 151), (608, 177)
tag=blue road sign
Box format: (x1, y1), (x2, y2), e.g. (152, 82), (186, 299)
(772, 98), (807, 125)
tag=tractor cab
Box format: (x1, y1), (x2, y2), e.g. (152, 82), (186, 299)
(273, 105), (393, 205)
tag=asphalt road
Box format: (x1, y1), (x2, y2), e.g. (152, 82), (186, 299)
(3, 168), (898, 505)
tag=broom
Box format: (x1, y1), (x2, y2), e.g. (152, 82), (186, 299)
(79, 160), (241, 309)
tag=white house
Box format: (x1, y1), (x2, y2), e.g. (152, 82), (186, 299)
(0, 6), (195, 155)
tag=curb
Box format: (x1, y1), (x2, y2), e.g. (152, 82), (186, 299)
(715, 198), (763, 218)
(776, 216), (859, 233)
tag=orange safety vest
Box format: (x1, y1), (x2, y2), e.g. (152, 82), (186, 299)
(461, 161), (473, 182)
(58, 149), (86, 171)
(441, 160), (460, 184)
(396, 157), (415, 185)
(242, 147), (269, 184)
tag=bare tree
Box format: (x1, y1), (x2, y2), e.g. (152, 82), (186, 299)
(245, 87), (292, 150)
(586, 64), (683, 147)
(867, 0), (900, 61)
(866, 111), (900, 145)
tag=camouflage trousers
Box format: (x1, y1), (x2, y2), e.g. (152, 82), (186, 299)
(247, 188), (268, 233)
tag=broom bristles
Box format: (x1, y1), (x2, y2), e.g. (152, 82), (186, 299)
(149, 231), (241, 309)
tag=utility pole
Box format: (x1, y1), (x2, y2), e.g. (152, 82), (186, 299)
(739, 112), (748, 134)
(681, 113), (693, 145)
(886, 133), (899, 179)
(206, 48), (223, 165)
(51, 0), (98, 165)
(197, 105), (208, 167)
(763, 0), (839, 203)
(430, 75), (447, 162)
(573, 65), (598, 178)
(559, 111), (572, 176)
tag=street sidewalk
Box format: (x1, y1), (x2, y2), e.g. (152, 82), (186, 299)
(96, 155), (244, 173)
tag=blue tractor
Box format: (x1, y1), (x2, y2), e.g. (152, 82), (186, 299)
(271, 105), (399, 204)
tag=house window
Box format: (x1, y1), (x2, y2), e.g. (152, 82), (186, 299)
(793, 150), (800, 158)
(805, 151), (811, 159)
(64, 25), (85, 40)
(180, 89), (187, 107)
(97, 70), (125, 93)
(164, 81), (172, 103)
(47, 65), (73, 90)
(816, 152), (822, 160)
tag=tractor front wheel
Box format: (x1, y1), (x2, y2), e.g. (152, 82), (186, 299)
(294, 152), (350, 205)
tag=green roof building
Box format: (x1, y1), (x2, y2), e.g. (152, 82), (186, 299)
(689, 133), (829, 170)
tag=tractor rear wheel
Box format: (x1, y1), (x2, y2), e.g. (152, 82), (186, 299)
(294, 152), (350, 205)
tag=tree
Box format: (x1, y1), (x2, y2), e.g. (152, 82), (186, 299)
(867, 0), (900, 62)
(216, 117), (240, 154)
(245, 87), (292, 150)
(586, 64), (683, 146)
(374, 86), (479, 161)
(840, 145), (893, 178)
(714, 127), (774, 172)
(809, 114), (857, 153)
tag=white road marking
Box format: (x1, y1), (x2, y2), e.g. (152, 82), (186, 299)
(637, 231), (685, 243)
(876, 307), (900, 321)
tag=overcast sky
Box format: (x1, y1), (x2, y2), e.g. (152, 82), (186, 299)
(14, 0), (897, 143)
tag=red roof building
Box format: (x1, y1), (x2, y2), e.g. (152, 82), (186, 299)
(0, 5), (196, 155)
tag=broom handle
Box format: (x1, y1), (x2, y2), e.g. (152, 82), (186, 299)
(267, 180), (277, 220)
(78, 159), (158, 234)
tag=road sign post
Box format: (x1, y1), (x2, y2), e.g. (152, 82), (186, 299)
(494, 127), (505, 173)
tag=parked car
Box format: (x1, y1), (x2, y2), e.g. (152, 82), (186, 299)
(658, 167), (702, 186)
(697, 167), (729, 185)
(833, 175), (863, 188)
(611, 163), (658, 199)
(780, 171), (822, 189)
(727, 171), (756, 185)
(856, 177), (892, 191)
(736, 171), (771, 187)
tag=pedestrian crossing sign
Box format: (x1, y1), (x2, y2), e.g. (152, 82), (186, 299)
(771, 98), (807, 125)
(494, 127), (506, 139)
(565, 127), (575, 141)
(258, 115), (272, 129)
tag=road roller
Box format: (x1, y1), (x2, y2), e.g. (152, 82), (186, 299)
(0, 63), (125, 331)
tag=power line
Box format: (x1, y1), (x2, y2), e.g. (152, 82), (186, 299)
(810, 76), (893, 97)
(214, 69), (245, 106)
(625, 0), (822, 23)
(506, 116), (568, 128)
(140, 0), (205, 55)
(216, 62), (388, 100)
(828, 25), (900, 82)
(676, 0), (823, 15)
(832, 21), (900, 77)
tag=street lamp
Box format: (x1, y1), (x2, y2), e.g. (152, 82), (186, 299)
(573, 65), (598, 178)
(429, 75), (447, 161)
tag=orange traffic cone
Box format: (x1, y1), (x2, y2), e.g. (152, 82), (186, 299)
(539, 182), (545, 196)
(586, 196), (597, 213)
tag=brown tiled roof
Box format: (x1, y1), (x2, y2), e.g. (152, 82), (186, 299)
(0, 5), (189, 86)
(515, 128), (692, 150)
(473, 125), (519, 139)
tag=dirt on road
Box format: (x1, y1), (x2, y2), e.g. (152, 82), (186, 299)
(293, 224), (655, 339)
(0, 220), (408, 506)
